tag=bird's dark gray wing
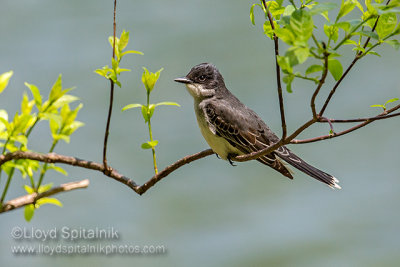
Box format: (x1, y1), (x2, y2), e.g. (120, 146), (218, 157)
(203, 101), (340, 188)
(203, 101), (293, 179)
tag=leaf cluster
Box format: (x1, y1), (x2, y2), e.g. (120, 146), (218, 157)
(0, 72), (83, 221)
(95, 30), (143, 87)
(250, 0), (400, 92)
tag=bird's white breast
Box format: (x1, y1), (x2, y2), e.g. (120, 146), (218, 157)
(193, 100), (243, 160)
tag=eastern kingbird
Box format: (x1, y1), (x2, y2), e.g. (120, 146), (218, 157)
(174, 63), (340, 189)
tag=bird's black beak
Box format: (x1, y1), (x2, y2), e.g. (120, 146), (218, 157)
(174, 77), (192, 84)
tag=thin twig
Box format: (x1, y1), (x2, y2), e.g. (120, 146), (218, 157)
(103, 0), (117, 172)
(311, 49), (329, 119)
(262, 0), (287, 140)
(321, 117), (336, 134)
(0, 179), (89, 213)
(318, 111), (400, 123)
(319, 57), (357, 116)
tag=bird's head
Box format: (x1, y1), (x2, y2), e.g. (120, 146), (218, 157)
(174, 63), (225, 100)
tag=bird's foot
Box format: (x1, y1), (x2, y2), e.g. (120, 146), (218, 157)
(216, 154), (221, 159)
(227, 154), (237, 166)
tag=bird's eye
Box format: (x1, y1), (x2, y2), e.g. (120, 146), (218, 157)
(198, 75), (206, 82)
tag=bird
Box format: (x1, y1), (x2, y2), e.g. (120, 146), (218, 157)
(174, 63), (340, 189)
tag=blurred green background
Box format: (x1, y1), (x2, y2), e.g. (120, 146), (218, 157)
(1, 0), (399, 266)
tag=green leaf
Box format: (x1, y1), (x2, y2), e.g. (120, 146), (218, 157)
(376, 12), (397, 38)
(277, 55), (293, 74)
(42, 113), (63, 131)
(394, 22), (400, 34)
(285, 46), (310, 66)
(385, 39), (400, 50)
(352, 0), (364, 12)
(25, 82), (42, 109)
(24, 185), (35, 194)
(142, 67), (163, 93)
(21, 93), (35, 115)
(306, 65), (324, 75)
(120, 50), (144, 57)
(148, 104), (156, 120)
(294, 47), (310, 64)
(141, 105), (149, 123)
(111, 57), (119, 72)
(370, 104), (385, 110)
(0, 70), (13, 94)
(62, 121), (84, 136)
(250, 4), (256, 25)
(47, 164), (68, 176)
(268, 1), (285, 18)
(352, 46), (366, 53)
(52, 134), (70, 143)
(282, 5), (296, 17)
(366, 51), (381, 57)
(343, 39), (358, 45)
(385, 98), (399, 105)
(49, 74), (63, 102)
(24, 204), (35, 221)
(290, 9), (314, 42)
(309, 2), (338, 16)
(38, 183), (53, 194)
(0, 109), (8, 132)
(337, 0), (356, 21)
(52, 95), (79, 109)
(0, 109), (8, 122)
(282, 74), (294, 93)
(365, 0), (378, 16)
(119, 30), (130, 51)
(155, 102), (180, 107)
(122, 103), (142, 111)
(263, 21), (276, 39)
(36, 197), (63, 207)
(337, 21), (351, 32)
(328, 58), (343, 81)
(274, 27), (296, 45)
(141, 142), (152, 149)
(95, 66), (113, 78)
(141, 140), (159, 149)
(60, 103), (83, 129)
(148, 140), (158, 147)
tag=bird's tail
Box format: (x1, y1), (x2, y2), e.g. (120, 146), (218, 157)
(276, 148), (341, 189)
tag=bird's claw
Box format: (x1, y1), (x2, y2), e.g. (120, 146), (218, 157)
(227, 154), (237, 166)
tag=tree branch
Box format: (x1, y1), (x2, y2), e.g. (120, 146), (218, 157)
(262, 0), (287, 140)
(0, 149), (214, 198)
(0, 179), (89, 213)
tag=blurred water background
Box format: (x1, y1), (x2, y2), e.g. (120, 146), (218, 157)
(1, 0), (399, 266)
